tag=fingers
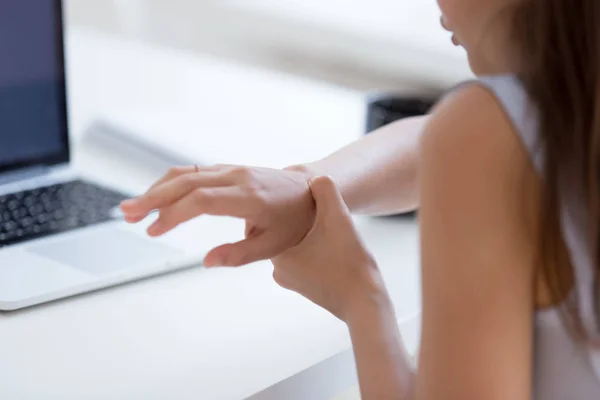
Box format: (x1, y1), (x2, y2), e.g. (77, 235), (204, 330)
(148, 165), (196, 192)
(309, 176), (350, 220)
(204, 232), (277, 267)
(121, 166), (195, 222)
(147, 164), (228, 191)
(121, 170), (231, 218)
(121, 164), (232, 217)
(147, 187), (253, 236)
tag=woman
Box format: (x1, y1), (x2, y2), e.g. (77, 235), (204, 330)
(121, 0), (600, 398)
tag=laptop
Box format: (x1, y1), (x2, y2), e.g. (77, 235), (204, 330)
(0, 0), (205, 311)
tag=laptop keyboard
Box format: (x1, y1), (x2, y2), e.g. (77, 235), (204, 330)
(0, 180), (128, 247)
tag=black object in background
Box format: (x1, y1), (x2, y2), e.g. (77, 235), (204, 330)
(365, 93), (438, 134)
(365, 93), (440, 217)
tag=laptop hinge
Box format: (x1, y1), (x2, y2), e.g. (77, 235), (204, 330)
(0, 163), (70, 187)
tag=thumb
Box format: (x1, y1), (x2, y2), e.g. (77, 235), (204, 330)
(309, 176), (350, 220)
(204, 232), (277, 267)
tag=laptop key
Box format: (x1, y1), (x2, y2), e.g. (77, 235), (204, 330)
(7, 199), (19, 211)
(0, 180), (127, 247)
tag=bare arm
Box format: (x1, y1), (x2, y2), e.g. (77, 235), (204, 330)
(341, 85), (537, 399)
(289, 115), (427, 215)
(346, 295), (416, 399)
(415, 85), (536, 399)
(121, 115), (426, 264)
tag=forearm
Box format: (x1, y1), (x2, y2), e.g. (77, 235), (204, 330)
(346, 294), (416, 400)
(290, 116), (428, 215)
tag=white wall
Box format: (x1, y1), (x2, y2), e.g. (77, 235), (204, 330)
(66, 0), (471, 91)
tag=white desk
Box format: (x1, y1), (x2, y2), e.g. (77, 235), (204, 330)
(0, 30), (421, 399)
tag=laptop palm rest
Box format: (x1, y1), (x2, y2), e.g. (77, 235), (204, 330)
(0, 228), (184, 308)
(28, 228), (182, 275)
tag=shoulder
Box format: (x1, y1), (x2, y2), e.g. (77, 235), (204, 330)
(419, 80), (540, 281)
(415, 82), (539, 398)
(421, 82), (537, 217)
(422, 82), (523, 164)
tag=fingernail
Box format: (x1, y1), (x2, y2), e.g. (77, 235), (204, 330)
(120, 199), (137, 209)
(125, 214), (144, 223)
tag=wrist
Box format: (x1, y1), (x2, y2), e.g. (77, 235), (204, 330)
(343, 264), (395, 324)
(283, 163), (316, 180)
(346, 293), (396, 332)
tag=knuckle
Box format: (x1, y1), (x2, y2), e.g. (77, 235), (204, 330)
(230, 165), (252, 180)
(192, 188), (207, 203)
(192, 188), (215, 209)
(181, 172), (200, 188)
(245, 186), (267, 213)
(252, 189), (268, 207)
(244, 181), (261, 196)
(168, 166), (186, 176)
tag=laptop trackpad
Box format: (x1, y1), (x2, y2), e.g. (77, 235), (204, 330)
(29, 228), (182, 275)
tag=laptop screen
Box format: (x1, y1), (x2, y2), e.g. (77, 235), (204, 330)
(0, 0), (69, 174)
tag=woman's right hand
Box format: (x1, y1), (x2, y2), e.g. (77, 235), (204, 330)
(120, 164), (316, 267)
(271, 176), (387, 321)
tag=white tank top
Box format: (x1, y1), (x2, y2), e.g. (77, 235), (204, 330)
(478, 76), (600, 399)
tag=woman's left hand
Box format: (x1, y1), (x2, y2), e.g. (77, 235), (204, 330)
(265, 176), (389, 321)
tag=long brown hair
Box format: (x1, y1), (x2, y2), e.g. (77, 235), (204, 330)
(511, 0), (600, 340)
